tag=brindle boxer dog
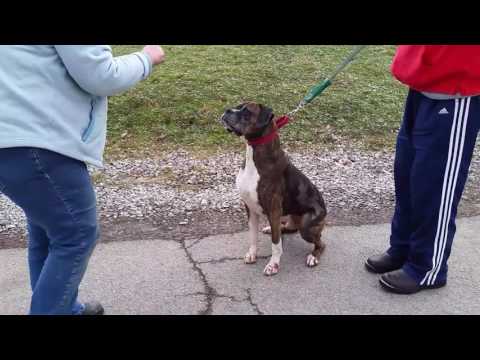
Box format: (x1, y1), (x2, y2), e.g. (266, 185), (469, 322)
(220, 102), (327, 276)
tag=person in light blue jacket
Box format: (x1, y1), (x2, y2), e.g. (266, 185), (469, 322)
(0, 45), (165, 315)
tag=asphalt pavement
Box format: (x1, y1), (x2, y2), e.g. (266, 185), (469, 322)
(1, 216), (480, 315)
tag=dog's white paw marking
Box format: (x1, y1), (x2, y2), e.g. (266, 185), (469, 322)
(261, 226), (272, 234)
(263, 261), (280, 276)
(244, 251), (257, 264)
(306, 254), (319, 267)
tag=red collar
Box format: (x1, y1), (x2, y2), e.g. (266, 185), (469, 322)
(247, 115), (290, 146)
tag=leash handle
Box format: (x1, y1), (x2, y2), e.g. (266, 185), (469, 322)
(303, 79), (332, 104)
(303, 45), (367, 104)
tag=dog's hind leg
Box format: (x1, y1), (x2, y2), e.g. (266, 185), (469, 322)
(300, 211), (327, 267)
(244, 204), (259, 264)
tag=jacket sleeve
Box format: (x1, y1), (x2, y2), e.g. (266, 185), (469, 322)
(54, 45), (152, 97)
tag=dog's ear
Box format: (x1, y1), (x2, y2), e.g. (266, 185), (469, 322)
(257, 105), (274, 128)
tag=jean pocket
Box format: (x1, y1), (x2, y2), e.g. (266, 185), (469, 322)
(82, 116), (95, 142)
(82, 99), (97, 142)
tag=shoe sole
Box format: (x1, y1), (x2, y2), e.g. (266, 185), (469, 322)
(379, 277), (446, 295)
(80, 305), (105, 315)
(80, 311), (105, 315)
(365, 260), (381, 274)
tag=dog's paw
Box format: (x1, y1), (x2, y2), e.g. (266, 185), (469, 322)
(244, 251), (257, 264)
(306, 254), (319, 267)
(263, 261), (280, 276)
(261, 226), (272, 234)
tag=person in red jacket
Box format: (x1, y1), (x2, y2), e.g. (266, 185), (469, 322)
(365, 45), (480, 294)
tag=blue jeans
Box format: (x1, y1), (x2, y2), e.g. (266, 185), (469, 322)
(0, 147), (99, 315)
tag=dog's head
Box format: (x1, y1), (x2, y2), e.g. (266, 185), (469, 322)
(220, 102), (274, 138)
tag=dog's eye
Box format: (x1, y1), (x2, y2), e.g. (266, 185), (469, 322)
(240, 105), (251, 113)
(241, 109), (252, 117)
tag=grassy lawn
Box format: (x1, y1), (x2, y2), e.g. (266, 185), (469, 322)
(108, 45), (406, 158)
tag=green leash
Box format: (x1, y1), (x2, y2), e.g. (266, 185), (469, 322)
(287, 45), (367, 117)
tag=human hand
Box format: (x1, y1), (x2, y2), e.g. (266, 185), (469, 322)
(142, 45), (165, 66)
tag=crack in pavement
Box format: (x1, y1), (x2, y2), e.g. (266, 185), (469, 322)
(179, 238), (270, 315)
(185, 238), (203, 249)
(197, 255), (270, 265)
(179, 239), (216, 315)
(177, 291), (247, 303)
(245, 288), (264, 315)
(177, 289), (264, 315)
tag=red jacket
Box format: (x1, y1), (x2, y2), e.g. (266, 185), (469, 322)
(391, 45), (480, 96)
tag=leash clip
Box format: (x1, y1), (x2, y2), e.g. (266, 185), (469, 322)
(286, 99), (307, 118)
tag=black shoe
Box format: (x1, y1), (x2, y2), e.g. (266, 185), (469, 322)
(365, 252), (405, 274)
(78, 301), (105, 315)
(379, 269), (446, 295)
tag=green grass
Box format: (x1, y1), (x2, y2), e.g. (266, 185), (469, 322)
(107, 45), (406, 158)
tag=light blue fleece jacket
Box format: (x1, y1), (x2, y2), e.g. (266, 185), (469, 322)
(0, 45), (153, 168)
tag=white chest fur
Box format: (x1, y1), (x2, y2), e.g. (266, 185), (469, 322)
(236, 145), (264, 215)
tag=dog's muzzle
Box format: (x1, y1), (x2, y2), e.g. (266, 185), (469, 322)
(220, 115), (242, 136)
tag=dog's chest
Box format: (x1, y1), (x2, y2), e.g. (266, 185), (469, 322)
(236, 146), (264, 215)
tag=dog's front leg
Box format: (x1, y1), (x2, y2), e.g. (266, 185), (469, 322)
(264, 197), (283, 276)
(244, 205), (259, 264)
